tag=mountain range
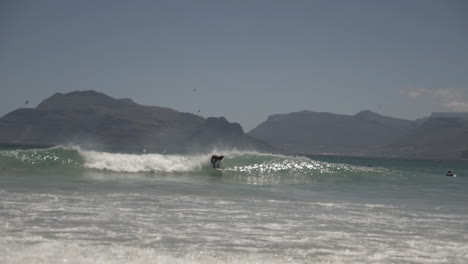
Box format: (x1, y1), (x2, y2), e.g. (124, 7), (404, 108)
(1, 90), (467, 159)
(0, 91), (272, 153)
(249, 110), (468, 159)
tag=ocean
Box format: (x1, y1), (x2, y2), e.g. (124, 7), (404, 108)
(0, 146), (467, 264)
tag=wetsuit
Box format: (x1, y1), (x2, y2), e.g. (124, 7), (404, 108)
(211, 155), (224, 168)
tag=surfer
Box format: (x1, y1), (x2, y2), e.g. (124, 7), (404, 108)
(446, 171), (454, 177)
(211, 155), (224, 168)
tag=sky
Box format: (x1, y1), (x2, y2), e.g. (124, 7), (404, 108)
(1, 0), (467, 131)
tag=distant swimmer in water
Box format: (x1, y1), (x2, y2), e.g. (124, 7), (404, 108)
(446, 171), (455, 177)
(211, 155), (224, 168)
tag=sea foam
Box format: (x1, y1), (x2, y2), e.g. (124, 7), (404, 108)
(80, 150), (208, 173)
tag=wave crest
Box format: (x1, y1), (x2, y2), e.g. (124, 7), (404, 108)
(0, 146), (379, 178)
(80, 150), (208, 173)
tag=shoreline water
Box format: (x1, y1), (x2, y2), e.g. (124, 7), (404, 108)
(1, 146), (467, 263)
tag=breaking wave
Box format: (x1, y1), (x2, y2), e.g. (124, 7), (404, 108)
(0, 146), (384, 179)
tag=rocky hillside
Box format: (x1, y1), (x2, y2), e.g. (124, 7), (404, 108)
(0, 91), (273, 153)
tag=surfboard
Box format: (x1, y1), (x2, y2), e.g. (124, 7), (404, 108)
(214, 168), (224, 172)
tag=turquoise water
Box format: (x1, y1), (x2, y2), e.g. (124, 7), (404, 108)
(1, 147), (467, 263)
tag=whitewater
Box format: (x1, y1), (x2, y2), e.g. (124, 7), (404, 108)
(1, 146), (467, 263)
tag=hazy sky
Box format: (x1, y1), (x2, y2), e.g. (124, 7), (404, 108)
(1, 0), (467, 131)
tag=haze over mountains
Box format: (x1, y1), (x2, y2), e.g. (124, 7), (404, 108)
(1, 90), (467, 159)
(0, 91), (272, 153)
(249, 110), (468, 159)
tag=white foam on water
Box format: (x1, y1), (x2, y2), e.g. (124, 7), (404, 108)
(2, 236), (467, 264)
(2, 148), (468, 264)
(79, 150), (208, 173)
(2, 187), (468, 264)
(0, 239), (305, 264)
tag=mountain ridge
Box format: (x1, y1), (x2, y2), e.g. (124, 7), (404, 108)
(2, 91), (467, 159)
(249, 110), (468, 159)
(0, 91), (273, 154)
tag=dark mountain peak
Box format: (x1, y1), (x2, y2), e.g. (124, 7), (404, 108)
(249, 109), (423, 157)
(0, 90), (272, 153)
(294, 110), (338, 118)
(296, 110), (314, 115)
(47, 90), (112, 101)
(355, 110), (381, 118)
(37, 90), (118, 110)
(354, 110), (413, 127)
(66, 90), (109, 97)
(207, 116), (228, 123)
(205, 117), (244, 134)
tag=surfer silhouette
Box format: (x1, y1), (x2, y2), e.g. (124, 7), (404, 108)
(211, 155), (224, 168)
